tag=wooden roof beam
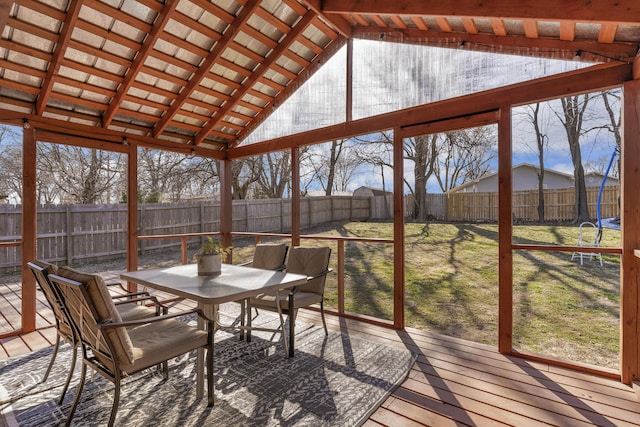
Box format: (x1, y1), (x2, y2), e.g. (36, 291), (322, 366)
(102, 0), (179, 128)
(300, 0), (352, 38)
(322, 0), (640, 24)
(355, 27), (638, 62)
(152, 0), (262, 138)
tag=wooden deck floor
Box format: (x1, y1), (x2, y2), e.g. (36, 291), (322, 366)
(2, 274), (640, 426)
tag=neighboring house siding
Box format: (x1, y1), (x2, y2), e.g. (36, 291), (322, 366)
(450, 164), (619, 193)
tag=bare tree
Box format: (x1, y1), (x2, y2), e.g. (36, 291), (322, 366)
(555, 95), (591, 223)
(256, 151), (292, 198)
(43, 144), (125, 204)
(138, 148), (198, 203)
(601, 89), (621, 178)
(404, 134), (439, 221)
(0, 125), (23, 202)
(518, 103), (549, 222)
(231, 156), (262, 199)
(434, 127), (496, 192)
(303, 140), (361, 196)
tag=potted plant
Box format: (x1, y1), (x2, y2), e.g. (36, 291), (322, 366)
(194, 236), (230, 276)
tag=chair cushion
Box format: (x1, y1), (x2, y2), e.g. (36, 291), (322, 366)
(252, 243), (287, 270)
(116, 303), (156, 321)
(56, 266), (135, 366)
(250, 291), (322, 311)
(124, 318), (208, 374)
(286, 246), (331, 295)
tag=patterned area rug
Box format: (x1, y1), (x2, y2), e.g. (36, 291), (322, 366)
(0, 305), (415, 426)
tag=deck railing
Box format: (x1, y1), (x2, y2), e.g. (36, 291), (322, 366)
(135, 231), (395, 327)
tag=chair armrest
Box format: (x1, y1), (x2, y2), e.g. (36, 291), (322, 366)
(99, 308), (212, 329)
(306, 268), (332, 281)
(106, 282), (128, 292)
(288, 268), (332, 296)
(111, 291), (150, 299)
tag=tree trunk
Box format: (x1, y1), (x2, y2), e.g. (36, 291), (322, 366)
(559, 95), (591, 224)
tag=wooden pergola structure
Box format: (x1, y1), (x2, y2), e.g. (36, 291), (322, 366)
(1, 0), (640, 387)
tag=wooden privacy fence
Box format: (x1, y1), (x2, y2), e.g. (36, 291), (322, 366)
(403, 185), (619, 222)
(0, 186), (620, 271)
(444, 185), (620, 222)
(0, 196), (374, 271)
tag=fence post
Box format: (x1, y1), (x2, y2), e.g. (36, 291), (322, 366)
(200, 201), (205, 233)
(280, 198), (284, 232)
(139, 204), (145, 255)
(66, 205), (73, 265)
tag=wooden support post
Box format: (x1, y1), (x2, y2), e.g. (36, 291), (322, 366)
(621, 79), (640, 384)
(220, 158), (233, 261)
(21, 124), (37, 333)
(181, 236), (188, 265)
(393, 129), (405, 329)
(291, 147), (300, 247)
(498, 106), (513, 354)
(346, 38), (353, 122)
(126, 144), (138, 290)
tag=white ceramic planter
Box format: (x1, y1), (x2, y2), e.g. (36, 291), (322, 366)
(197, 253), (221, 276)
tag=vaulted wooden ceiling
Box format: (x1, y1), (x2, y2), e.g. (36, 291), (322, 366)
(0, 0), (638, 154)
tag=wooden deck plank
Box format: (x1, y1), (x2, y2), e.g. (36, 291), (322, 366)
(312, 310), (638, 406)
(0, 283), (22, 334)
(377, 397), (462, 426)
(297, 309), (640, 427)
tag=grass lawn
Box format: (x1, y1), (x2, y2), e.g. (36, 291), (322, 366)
(262, 220), (620, 371)
(1, 220), (618, 370)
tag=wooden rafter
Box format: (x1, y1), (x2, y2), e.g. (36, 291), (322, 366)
(522, 19), (538, 38)
(152, 0), (262, 139)
(102, 0), (179, 128)
(599, 23), (618, 44)
(193, 10), (318, 146)
(461, 17), (478, 35)
(559, 21), (576, 41)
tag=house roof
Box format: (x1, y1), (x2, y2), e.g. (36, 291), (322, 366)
(0, 1), (638, 156)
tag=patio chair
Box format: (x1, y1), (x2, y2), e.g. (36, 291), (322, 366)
(48, 270), (214, 427)
(571, 221), (603, 266)
(247, 246), (332, 357)
(237, 243), (288, 339)
(27, 261), (164, 405)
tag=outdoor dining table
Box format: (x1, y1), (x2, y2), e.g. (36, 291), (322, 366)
(120, 263), (308, 399)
